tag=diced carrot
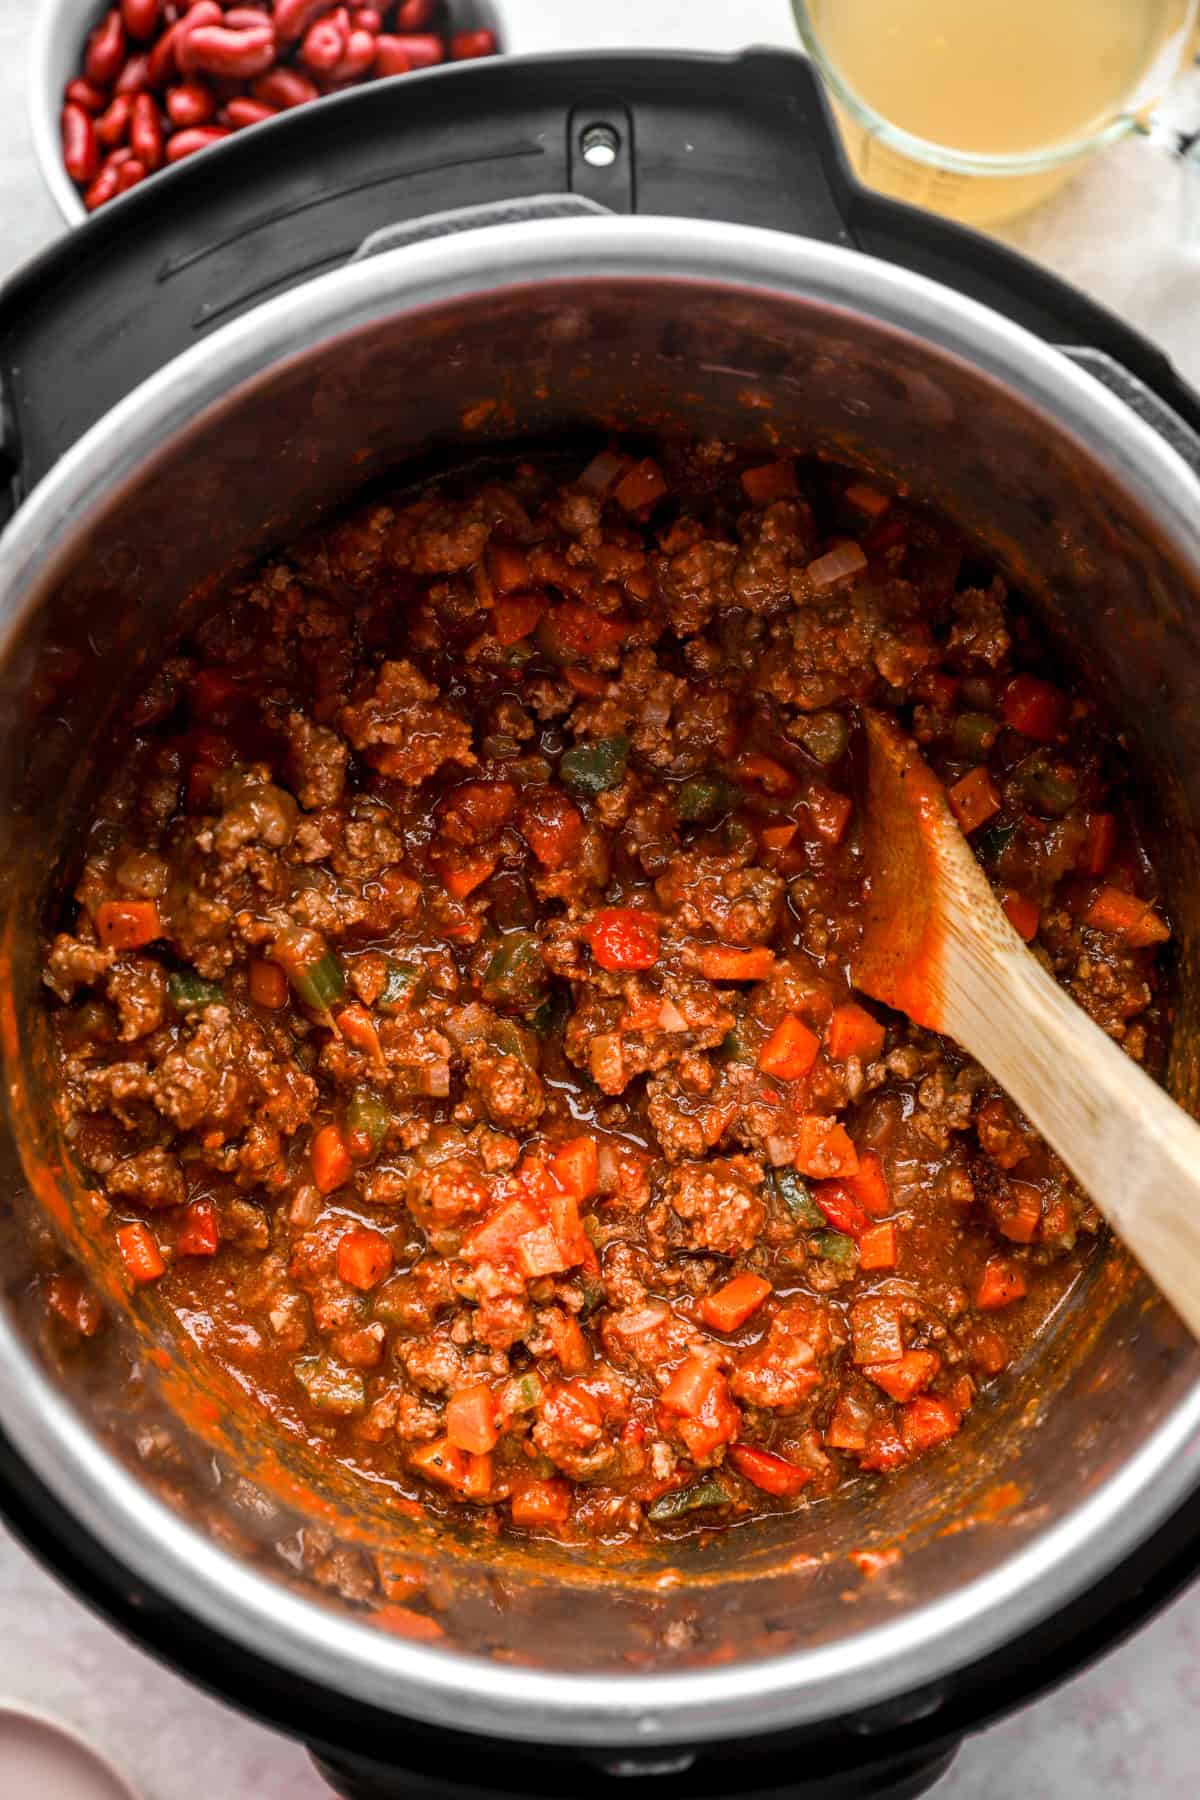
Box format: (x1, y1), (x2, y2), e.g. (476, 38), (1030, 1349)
(741, 460), (799, 504)
(511, 1477), (572, 1525)
(865, 1349), (939, 1402)
(976, 1257), (1027, 1311)
(553, 1135), (599, 1202)
(858, 1220), (897, 1271)
(758, 1014), (820, 1082)
(700, 1273), (772, 1333)
(998, 1180), (1042, 1244)
(371, 1606), (445, 1642)
(46, 1272), (104, 1337)
(335, 1003), (385, 1066)
(613, 457), (668, 513)
(728, 1442), (812, 1496)
(827, 1002), (885, 1065)
(487, 543), (531, 593)
(795, 1115), (859, 1180)
(846, 1150), (890, 1216)
(1080, 812), (1116, 877)
(1082, 885), (1170, 947)
(409, 1437), (490, 1496)
(545, 1307), (590, 1374)
(545, 601), (631, 661)
(177, 1198), (219, 1258)
(1001, 673), (1065, 742)
(248, 958), (288, 1009)
(947, 766), (1001, 834)
(735, 752), (795, 796)
(844, 482), (890, 517)
(436, 849), (497, 901)
(1001, 890), (1040, 942)
(760, 821), (798, 852)
(585, 907), (660, 972)
(492, 594), (545, 646)
(462, 1196), (543, 1264)
(564, 665), (608, 697)
(94, 899), (161, 951)
(813, 1180), (870, 1240)
(803, 783), (854, 846)
(337, 1226), (394, 1291)
(698, 946), (776, 982)
(115, 1221), (164, 1284)
(900, 1393), (961, 1454)
(312, 1123), (352, 1196)
(547, 1191), (590, 1268)
(445, 1383), (500, 1455)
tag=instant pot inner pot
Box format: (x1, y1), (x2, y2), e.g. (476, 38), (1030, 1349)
(2, 275), (1199, 1674)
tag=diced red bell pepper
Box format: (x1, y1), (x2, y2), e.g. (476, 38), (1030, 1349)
(445, 1383), (500, 1454)
(410, 1437), (491, 1498)
(585, 907), (660, 972)
(177, 1198), (220, 1257)
(976, 1257), (1028, 1311)
(518, 787), (586, 869)
(95, 899), (161, 951)
(844, 482), (890, 518)
(700, 1273), (772, 1333)
(335, 1003), (385, 1066)
(613, 457), (668, 513)
(1080, 812), (1116, 877)
(545, 1307), (590, 1374)
(947, 766), (1001, 834)
(813, 1180), (870, 1240)
(563, 665), (608, 697)
(436, 849), (497, 901)
(735, 752), (795, 795)
(1001, 674), (1066, 742)
(741, 460), (799, 504)
(337, 1226), (394, 1291)
(728, 1442), (812, 1496)
(826, 1002), (885, 1065)
(795, 1115), (859, 1180)
(858, 1220), (897, 1271)
(545, 601), (631, 661)
(865, 1349), (940, 1402)
(803, 784), (853, 845)
(487, 543), (531, 593)
(760, 821), (799, 853)
(116, 1221), (165, 1284)
(757, 1014), (820, 1081)
(492, 594), (545, 646)
(248, 958), (288, 1009)
(1082, 885), (1170, 947)
(846, 1150), (890, 1217)
(1001, 890), (1040, 942)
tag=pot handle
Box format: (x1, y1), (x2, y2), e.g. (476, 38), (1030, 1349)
(351, 194), (611, 263)
(1057, 347), (1200, 481)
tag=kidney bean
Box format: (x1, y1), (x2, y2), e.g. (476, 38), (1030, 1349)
(130, 92), (165, 168)
(394, 0), (434, 24)
(373, 37), (410, 75)
(116, 154), (149, 191)
(450, 29), (495, 59)
(83, 157), (124, 209)
(165, 79), (216, 125)
(178, 23), (277, 78)
(272, 0), (329, 41)
(221, 96), (278, 128)
(380, 31), (442, 68)
(147, 19), (183, 85)
(224, 7), (273, 26)
(115, 53), (153, 93)
(85, 10), (128, 86)
(300, 16), (348, 70)
(252, 66), (319, 107)
(329, 27), (376, 79)
(354, 8), (383, 32)
(61, 102), (101, 184)
(121, 0), (161, 39)
(95, 92), (134, 145)
(65, 78), (110, 113)
(165, 124), (231, 161)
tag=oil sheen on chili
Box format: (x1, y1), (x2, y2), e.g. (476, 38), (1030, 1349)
(41, 440), (1171, 1542)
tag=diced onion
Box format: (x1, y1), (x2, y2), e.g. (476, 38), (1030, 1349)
(640, 696), (672, 728)
(657, 996), (688, 1033)
(806, 542), (868, 589)
(420, 1060), (452, 1098)
(578, 449), (629, 497)
(765, 1134), (794, 1167)
(596, 1143), (620, 1194)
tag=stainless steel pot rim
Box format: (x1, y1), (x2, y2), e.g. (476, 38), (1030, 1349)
(3, 214), (1199, 1744)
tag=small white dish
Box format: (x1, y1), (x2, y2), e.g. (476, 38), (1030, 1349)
(0, 1699), (139, 1800)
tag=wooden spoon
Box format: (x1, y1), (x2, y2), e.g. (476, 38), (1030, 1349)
(854, 708), (1200, 1339)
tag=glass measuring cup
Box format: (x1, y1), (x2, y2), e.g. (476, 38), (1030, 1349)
(793, 0), (1199, 226)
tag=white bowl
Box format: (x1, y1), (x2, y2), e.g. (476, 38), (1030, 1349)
(30, 0), (510, 225)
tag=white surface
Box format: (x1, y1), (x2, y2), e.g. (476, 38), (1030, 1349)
(3, 1), (1200, 1795)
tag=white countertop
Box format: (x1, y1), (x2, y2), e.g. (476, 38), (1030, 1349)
(3, 3), (1200, 1796)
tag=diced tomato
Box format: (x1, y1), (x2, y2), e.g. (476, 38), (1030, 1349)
(553, 1135), (599, 1201)
(492, 594), (545, 646)
(700, 1273), (772, 1333)
(998, 1180), (1042, 1244)
(858, 1220), (897, 1271)
(248, 958), (288, 1009)
(1001, 674), (1066, 742)
(698, 946), (776, 982)
(728, 1442), (812, 1497)
(976, 1257), (1028, 1311)
(735, 752), (795, 796)
(741, 460), (799, 504)
(585, 907), (660, 972)
(94, 899), (161, 951)
(511, 1478), (572, 1525)
(613, 457), (668, 513)
(445, 1383), (500, 1454)
(563, 665), (608, 697)
(45, 1272), (103, 1337)
(437, 781), (519, 847)
(436, 849), (497, 901)
(337, 1226), (394, 1291)
(846, 1150), (890, 1217)
(915, 670), (961, 714)
(826, 1002), (885, 1065)
(900, 1393), (961, 1454)
(462, 1196), (543, 1264)
(517, 787), (586, 869)
(865, 1349), (940, 1402)
(312, 1124), (352, 1196)
(859, 1419), (910, 1472)
(1082, 885), (1170, 947)
(760, 821), (798, 853)
(517, 1224), (569, 1279)
(844, 482), (890, 518)
(795, 1115), (859, 1180)
(177, 1198), (219, 1257)
(548, 601), (631, 661)
(487, 543), (531, 593)
(541, 1381), (603, 1448)
(758, 1014), (820, 1081)
(803, 784), (853, 845)
(947, 766), (1001, 834)
(336, 1003), (385, 1065)
(1080, 812), (1116, 877)
(661, 1357), (740, 1461)
(1001, 890), (1040, 943)
(189, 668), (243, 723)
(661, 1354), (721, 1416)
(115, 1221), (164, 1284)
(813, 1180), (870, 1240)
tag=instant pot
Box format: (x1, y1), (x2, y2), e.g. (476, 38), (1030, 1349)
(2, 49), (1200, 1800)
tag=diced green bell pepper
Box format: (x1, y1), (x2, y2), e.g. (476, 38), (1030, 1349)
(560, 735), (629, 797)
(773, 1167), (825, 1229)
(346, 1086), (390, 1155)
(378, 959), (424, 1013)
(648, 1477), (731, 1522)
(168, 972), (224, 1011)
(675, 775), (740, 825)
(293, 1355), (366, 1417)
(811, 1230), (857, 1265)
(482, 931), (547, 1010)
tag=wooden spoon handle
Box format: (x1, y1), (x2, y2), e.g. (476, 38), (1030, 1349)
(941, 925), (1200, 1340)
